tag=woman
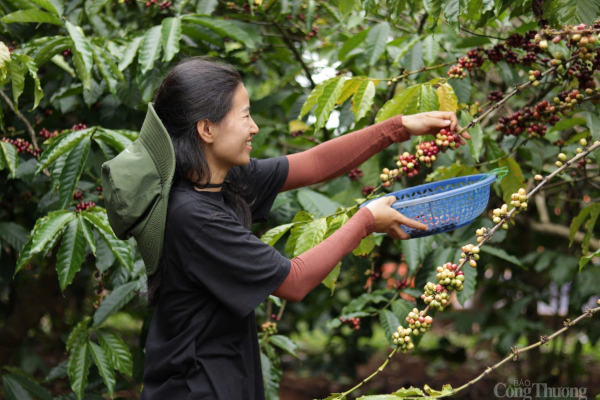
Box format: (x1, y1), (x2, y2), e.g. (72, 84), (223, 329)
(118, 56), (469, 399)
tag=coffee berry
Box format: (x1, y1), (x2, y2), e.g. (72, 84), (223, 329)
(405, 308), (434, 336)
(261, 321), (277, 335)
(436, 262), (466, 290)
(340, 316), (361, 330)
(475, 227), (488, 243)
(388, 152), (420, 178)
(391, 325), (414, 353)
(510, 188), (528, 211)
(422, 281), (450, 311)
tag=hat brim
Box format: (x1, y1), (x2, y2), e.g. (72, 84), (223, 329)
(136, 194), (168, 276)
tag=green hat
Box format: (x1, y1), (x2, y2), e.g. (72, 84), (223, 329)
(101, 102), (176, 276)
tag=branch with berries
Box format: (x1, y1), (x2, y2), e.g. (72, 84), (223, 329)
(397, 305), (600, 400)
(324, 139), (600, 400)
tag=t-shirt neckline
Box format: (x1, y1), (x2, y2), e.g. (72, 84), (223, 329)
(177, 179), (224, 201)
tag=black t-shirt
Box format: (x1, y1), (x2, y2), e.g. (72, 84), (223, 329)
(140, 156), (292, 400)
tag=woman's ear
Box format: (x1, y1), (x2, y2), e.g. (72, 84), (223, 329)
(197, 120), (214, 144)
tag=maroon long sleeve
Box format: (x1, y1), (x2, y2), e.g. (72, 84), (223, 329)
(272, 207), (375, 302)
(281, 114), (409, 192)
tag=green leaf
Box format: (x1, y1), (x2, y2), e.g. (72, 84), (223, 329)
(549, 0), (600, 26)
(299, 78), (330, 118)
(405, 84), (439, 114)
(313, 76), (346, 131)
(260, 223), (293, 246)
(364, 22), (390, 66)
(389, 36), (420, 65)
(30, 211), (76, 255)
(1, 8), (62, 25)
(78, 215), (96, 256)
(71, 48), (91, 90)
(35, 128), (94, 174)
(2, 375), (34, 400)
(379, 309), (400, 344)
(337, 78), (362, 105)
(322, 262), (341, 294)
(93, 279), (142, 326)
(0, 222), (29, 250)
(325, 212), (350, 239)
(579, 247), (600, 271)
(547, 116), (587, 134)
(297, 188), (341, 217)
(352, 80), (375, 122)
(118, 36), (143, 72)
(582, 205), (600, 254)
(570, 205), (595, 247)
(11, 54), (43, 111)
(338, 28), (369, 61)
(358, 396), (403, 400)
(260, 352), (281, 400)
(284, 211), (313, 256)
(269, 335), (298, 358)
(56, 218), (87, 291)
(400, 236), (435, 275)
(30, 0), (63, 16)
(96, 329), (133, 376)
(57, 138), (90, 210)
(65, 21), (94, 76)
(94, 128), (134, 153)
(392, 387), (425, 397)
(180, 15), (256, 49)
(138, 25), (162, 74)
(195, 0), (218, 14)
(1, 141), (18, 179)
(443, 0), (461, 27)
(497, 158), (524, 206)
(161, 17), (182, 62)
(14, 218), (47, 276)
(422, 35), (441, 64)
(436, 83), (458, 112)
(352, 235), (376, 256)
(82, 210), (132, 271)
(390, 299), (412, 327)
(480, 246), (524, 267)
(85, 0), (110, 15)
(33, 36), (71, 67)
(375, 84), (421, 123)
(294, 218), (328, 255)
(137, 62), (164, 104)
(89, 342), (115, 398)
(92, 44), (125, 97)
(9, 54), (26, 109)
(67, 341), (92, 400)
(460, 110), (483, 162)
(1, 373), (52, 400)
(424, 383), (453, 396)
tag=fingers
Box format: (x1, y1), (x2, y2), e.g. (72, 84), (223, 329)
(428, 112), (459, 132)
(388, 226), (410, 240)
(396, 214), (429, 231)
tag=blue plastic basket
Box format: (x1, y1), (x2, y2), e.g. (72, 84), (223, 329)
(359, 174), (497, 238)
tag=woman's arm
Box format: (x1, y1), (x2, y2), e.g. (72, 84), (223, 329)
(280, 115), (408, 192)
(272, 207), (375, 301)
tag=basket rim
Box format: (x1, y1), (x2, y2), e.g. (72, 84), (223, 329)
(362, 173), (497, 209)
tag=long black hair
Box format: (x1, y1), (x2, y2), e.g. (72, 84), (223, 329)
(145, 56), (253, 306)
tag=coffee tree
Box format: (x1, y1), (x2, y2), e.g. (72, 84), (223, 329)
(0, 0), (599, 398)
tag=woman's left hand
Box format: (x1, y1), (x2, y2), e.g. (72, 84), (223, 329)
(402, 111), (471, 145)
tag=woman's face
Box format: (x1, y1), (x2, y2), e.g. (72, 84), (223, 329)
(205, 83), (259, 168)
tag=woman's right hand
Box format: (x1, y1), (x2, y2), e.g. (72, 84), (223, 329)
(365, 196), (429, 240)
